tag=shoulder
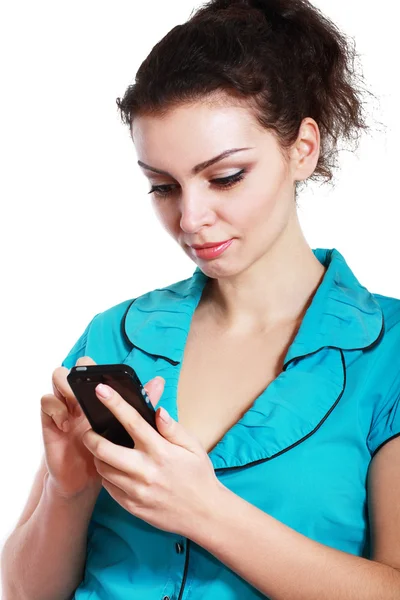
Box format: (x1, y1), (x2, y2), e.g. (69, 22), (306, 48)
(90, 297), (136, 331)
(371, 292), (400, 359)
(362, 291), (400, 381)
(85, 272), (196, 346)
(350, 292), (400, 457)
(81, 271), (202, 365)
(372, 292), (400, 334)
(367, 291), (400, 408)
(93, 272), (196, 330)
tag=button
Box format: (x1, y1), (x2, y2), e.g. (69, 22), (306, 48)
(162, 596), (170, 600)
(175, 542), (184, 554)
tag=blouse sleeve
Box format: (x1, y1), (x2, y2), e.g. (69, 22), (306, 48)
(60, 314), (99, 370)
(367, 368), (400, 457)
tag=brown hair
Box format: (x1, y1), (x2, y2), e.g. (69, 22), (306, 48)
(116, 0), (380, 194)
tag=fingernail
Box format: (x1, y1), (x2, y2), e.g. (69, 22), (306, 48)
(154, 376), (164, 388)
(158, 406), (170, 423)
(96, 384), (111, 399)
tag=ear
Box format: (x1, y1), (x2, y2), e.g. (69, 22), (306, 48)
(290, 117), (320, 182)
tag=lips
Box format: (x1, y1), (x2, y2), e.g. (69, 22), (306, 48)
(192, 239), (234, 260)
(191, 239), (232, 249)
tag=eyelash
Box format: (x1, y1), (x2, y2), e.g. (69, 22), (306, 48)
(148, 168), (247, 199)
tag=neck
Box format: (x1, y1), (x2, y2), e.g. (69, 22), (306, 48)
(200, 211), (327, 336)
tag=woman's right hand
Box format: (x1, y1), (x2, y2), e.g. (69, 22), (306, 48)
(40, 356), (165, 500)
(40, 356), (103, 499)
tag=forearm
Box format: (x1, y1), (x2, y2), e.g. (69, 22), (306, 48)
(190, 484), (400, 600)
(1, 473), (100, 600)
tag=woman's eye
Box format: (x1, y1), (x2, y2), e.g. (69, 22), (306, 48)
(148, 168), (247, 199)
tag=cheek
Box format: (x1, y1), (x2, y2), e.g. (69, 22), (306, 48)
(228, 190), (279, 231)
(250, 169), (293, 226)
(239, 166), (287, 223)
(229, 176), (293, 245)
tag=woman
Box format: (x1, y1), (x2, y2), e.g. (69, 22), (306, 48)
(3, 0), (400, 599)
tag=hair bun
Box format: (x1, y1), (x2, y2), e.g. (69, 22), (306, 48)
(118, 0), (374, 188)
(192, 0), (291, 26)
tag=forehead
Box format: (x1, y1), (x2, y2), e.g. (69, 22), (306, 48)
(131, 100), (274, 169)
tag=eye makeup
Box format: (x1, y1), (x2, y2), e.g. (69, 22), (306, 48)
(148, 168), (247, 199)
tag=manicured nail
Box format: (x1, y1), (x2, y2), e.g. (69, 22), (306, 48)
(158, 406), (170, 423)
(96, 384), (111, 399)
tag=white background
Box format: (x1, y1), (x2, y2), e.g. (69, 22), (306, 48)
(0, 0), (399, 586)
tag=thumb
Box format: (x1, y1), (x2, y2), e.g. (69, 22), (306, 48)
(143, 376), (165, 408)
(75, 355), (97, 366)
(156, 406), (202, 453)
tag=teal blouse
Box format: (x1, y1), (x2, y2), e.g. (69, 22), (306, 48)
(61, 248), (400, 600)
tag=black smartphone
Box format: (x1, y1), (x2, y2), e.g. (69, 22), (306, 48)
(67, 364), (157, 449)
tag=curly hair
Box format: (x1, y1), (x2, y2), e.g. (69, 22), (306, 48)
(116, 0), (380, 193)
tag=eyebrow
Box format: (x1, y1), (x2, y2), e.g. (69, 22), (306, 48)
(137, 147), (254, 177)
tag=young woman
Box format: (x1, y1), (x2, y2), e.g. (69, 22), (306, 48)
(3, 1), (400, 599)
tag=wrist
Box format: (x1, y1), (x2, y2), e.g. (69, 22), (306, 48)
(188, 479), (232, 545)
(45, 473), (102, 504)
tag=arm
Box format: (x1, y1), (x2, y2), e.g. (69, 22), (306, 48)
(190, 437), (400, 600)
(1, 472), (99, 600)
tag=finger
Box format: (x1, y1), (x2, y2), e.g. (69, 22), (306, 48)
(52, 356), (97, 418)
(40, 393), (70, 431)
(94, 383), (163, 451)
(142, 376), (165, 409)
(75, 356), (97, 367)
(84, 429), (146, 476)
(52, 368), (77, 417)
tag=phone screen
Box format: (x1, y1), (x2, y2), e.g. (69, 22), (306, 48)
(67, 364), (157, 448)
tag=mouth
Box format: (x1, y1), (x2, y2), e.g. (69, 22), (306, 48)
(190, 239), (233, 249)
(191, 239), (234, 260)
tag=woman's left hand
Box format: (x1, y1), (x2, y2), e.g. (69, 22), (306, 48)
(81, 376), (222, 537)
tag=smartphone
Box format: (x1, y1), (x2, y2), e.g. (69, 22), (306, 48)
(67, 364), (157, 448)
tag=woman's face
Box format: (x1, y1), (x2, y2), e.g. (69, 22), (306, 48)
(132, 99), (317, 278)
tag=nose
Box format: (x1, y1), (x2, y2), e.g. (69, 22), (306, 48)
(178, 190), (215, 234)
